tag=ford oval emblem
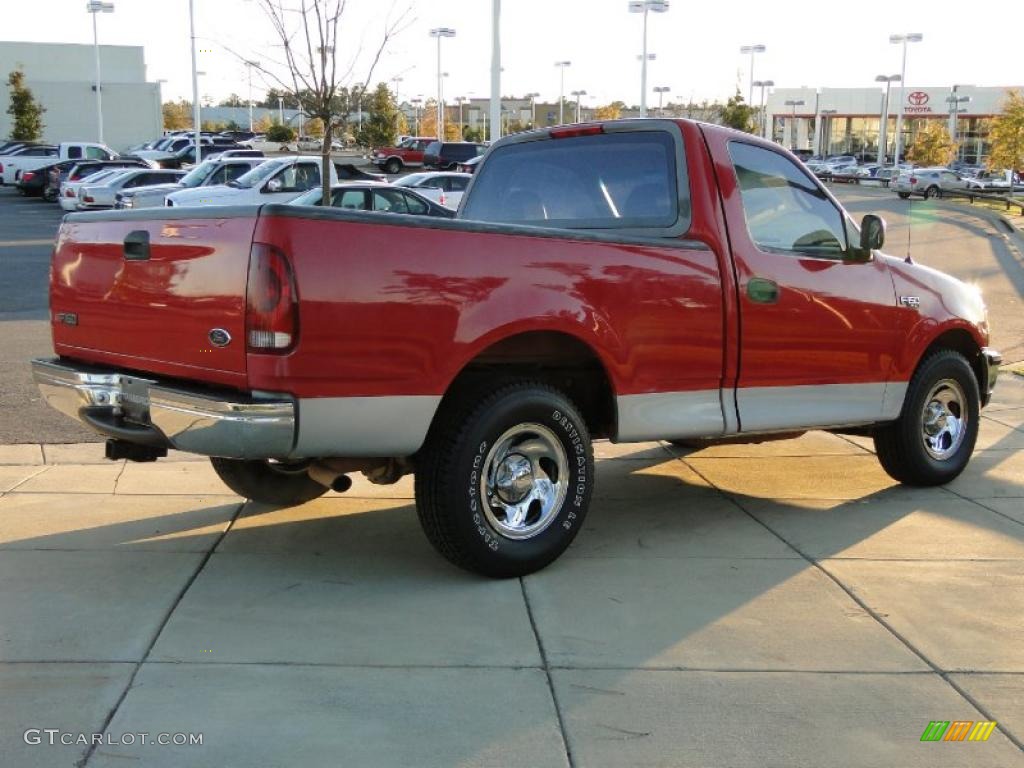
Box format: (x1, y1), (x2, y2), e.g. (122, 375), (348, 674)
(208, 328), (232, 348)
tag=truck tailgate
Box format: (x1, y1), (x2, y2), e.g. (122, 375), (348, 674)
(50, 212), (257, 388)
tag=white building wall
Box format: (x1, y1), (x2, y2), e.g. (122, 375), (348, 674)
(0, 41), (161, 151)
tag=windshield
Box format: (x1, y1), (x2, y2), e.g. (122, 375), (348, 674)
(289, 188), (323, 205)
(394, 173), (432, 187)
(180, 161), (218, 187)
(77, 169), (120, 185)
(232, 159), (285, 188)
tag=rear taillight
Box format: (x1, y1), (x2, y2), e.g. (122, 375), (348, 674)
(82, 195), (94, 203)
(246, 243), (298, 352)
(439, 192), (446, 205)
(549, 124), (604, 139)
(22, 171), (35, 182)
(0, 163), (4, 173)
(65, 188), (75, 197)
(909, 176), (918, 184)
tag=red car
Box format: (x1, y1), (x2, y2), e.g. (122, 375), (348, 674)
(34, 119), (1000, 577)
(370, 136), (435, 175)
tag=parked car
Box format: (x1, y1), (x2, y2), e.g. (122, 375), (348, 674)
(334, 163), (386, 182)
(423, 141), (485, 170)
(1, 141), (116, 185)
(166, 155), (336, 207)
(57, 160), (157, 210)
(34, 118), (1000, 578)
(15, 158), (79, 198)
(370, 136), (435, 174)
(964, 170), (1013, 191)
(457, 155), (483, 174)
(115, 157), (266, 209)
(289, 182), (455, 218)
(393, 171), (471, 209)
(77, 168), (186, 210)
(296, 136), (343, 152)
(894, 168), (966, 199)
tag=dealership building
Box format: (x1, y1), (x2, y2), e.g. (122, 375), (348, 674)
(0, 41), (162, 152)
(764, 85), (1021, 163)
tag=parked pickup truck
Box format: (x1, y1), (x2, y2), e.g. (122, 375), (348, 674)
(33, 119), (1001, 577)
(370, 136), (435, 174)
(1, 141), (116, 185)
(165, 156), (336, 207)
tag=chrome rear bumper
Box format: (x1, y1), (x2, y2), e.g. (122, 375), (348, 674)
(32, 358), (295, 459)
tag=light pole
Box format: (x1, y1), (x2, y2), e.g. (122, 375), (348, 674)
(818, 108), (837, 157)
(875, 74), (900, 164)
(455, 96), (466, 139)
(411, 97), (422, 135)
(752, 79), (773, 138)
(297, 100), (303, 139)
(554, 61), (571, 124)
(277, 96), (283, 126)
(739, 44), (765, 106)
(245, 60), (259, 132)
(889, 32), (923, 166)
(784, 99), (804, 150)
(947, 86), (971, 147)
(429, 28), (456, 140)
(526, 92), (540, 128)
(628, 0), (669, 117)
(653, 86), (670, 116)
(571, 90), (587, 123)
(490, 0), (501, 142)
(86, 1), (114, 145)
(188, 0), (201, 161)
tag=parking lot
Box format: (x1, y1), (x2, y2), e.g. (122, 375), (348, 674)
(1, 182), (1023, 766)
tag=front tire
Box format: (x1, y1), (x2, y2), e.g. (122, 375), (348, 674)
(415, 382), (594, 577)
(384, 158), (402, 174)
(897, 192), (911, 199)
(873, 350), (980, 485)
(924, 185), (939, 199)
(210, 457), (328, 506)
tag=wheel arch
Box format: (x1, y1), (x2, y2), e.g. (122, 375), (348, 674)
(917, 327), (985, 396)
(434, 329), (618, 441)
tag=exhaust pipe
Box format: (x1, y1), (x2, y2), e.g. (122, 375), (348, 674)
(307, 463), (353, 493)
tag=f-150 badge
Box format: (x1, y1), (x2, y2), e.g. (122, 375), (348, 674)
(899, 296), (921, 309)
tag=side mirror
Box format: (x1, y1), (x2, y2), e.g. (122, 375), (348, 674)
(860, 214), (886, 251)
(264, 178), (282, 193)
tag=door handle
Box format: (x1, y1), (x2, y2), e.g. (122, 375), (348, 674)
(123, 230), (150, 261)
(747, 277), (779, 304)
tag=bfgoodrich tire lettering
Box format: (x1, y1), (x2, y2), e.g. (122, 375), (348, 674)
(210, 457), (328, 506)
(873, 349), (980, 485)
(415, 382), (594, 577)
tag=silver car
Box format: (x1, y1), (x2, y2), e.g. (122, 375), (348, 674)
(115, 158), (265, 209)
(77, 169), (186, 210)
(893, 168), (966, 200)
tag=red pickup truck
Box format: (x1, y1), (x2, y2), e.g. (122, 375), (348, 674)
(34, 119), (1000, 577)
(370, 136), (435, 175)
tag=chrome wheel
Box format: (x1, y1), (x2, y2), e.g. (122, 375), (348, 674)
(921, 378), (968, 460)
(480, 423), (568, 540)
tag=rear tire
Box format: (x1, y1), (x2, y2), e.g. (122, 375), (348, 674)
(924, 185), (939, 199)
(873, 350), (980, 486)
(897, 192), (911, 199)
(210, 457), (328, 506)
(415, 381), (594, 577)
(384, 158), (402, 174)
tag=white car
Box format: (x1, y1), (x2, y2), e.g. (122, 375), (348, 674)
(60, 168), (132, 211)
(393, 172), (472, 210)
(1, 141), (116, 185)
(166, 156), (337, 207)
(115, 157), (266, 209)
(77, 168), (186, 210)
(965, 170), (1013, 191)
(893, 168), (967, 199)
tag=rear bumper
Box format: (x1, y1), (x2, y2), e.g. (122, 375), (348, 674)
(32, 358), (295, 459)
(981, 347), (1002, 407)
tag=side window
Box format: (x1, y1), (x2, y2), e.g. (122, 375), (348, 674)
(209, 167), (229, 185)
(462, 130), (683, 230)
(85, 146), (105, 160)
(728, 142), (847, 258)
(122, 174), (144, 188)
(330, 189), (367, 209)
(373, 189), (410, 213)
(402, 192), (428, 215)
(276, 163), (319, 191)
(225, 164), (251, 182)
(449, 176), (469, 191)
(67, 146), (83, 159)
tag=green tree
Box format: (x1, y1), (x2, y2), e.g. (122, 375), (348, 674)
(719, 89), (755, 133)
(219, 93), (245, 107)
(6, 70), (45, 141)
(357, 82), (398, 148)
(907, 121), (958, 167)
(987, 89), (1024, 173)
(462, 125), (483, 142)
(594, 101), (625, 120)
(266, 123), (294, 142)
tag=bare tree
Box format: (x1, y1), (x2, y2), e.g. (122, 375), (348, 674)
(239, 1), (411, 204)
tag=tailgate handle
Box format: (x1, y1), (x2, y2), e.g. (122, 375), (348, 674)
(123, 230), (150, 261)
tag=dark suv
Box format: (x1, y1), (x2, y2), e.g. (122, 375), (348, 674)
(423, 141), (485, 170)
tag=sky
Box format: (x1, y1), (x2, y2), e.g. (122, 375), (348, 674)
(4, 0), (1021, 109)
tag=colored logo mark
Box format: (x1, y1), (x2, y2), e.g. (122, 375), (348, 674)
(920, 720), (997, 742)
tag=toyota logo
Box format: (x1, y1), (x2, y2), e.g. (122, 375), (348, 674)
(908, 91), (929, 106)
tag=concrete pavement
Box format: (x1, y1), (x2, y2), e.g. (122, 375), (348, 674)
(1, 376), (1022, 767)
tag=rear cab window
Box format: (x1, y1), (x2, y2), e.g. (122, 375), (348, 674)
(461, 127), (689, 235)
